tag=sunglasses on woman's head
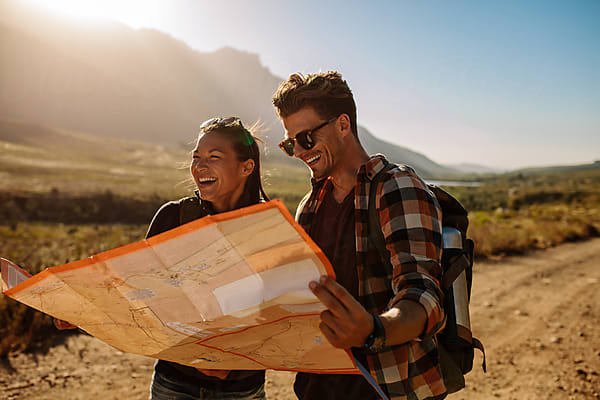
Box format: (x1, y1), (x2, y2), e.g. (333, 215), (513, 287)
(278, 116), (337, 157)
(199, 116), (239, 130)
(199, 116), (254, 145)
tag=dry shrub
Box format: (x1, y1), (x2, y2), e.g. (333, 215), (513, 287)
(0, 299), (56, 357)
(0, 223), (146, 358)
(468, 204), (600, 259)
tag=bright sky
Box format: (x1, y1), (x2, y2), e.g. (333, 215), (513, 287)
(23, 0), (600, 169)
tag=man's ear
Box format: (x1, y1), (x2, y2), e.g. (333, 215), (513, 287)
(338, 114), (352, 138)
(241, 159), (255, 177)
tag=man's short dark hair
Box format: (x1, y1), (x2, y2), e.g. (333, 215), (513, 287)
(272, 71), (358, 137)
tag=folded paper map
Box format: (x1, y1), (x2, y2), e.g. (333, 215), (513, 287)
(1, 200), (358, 373)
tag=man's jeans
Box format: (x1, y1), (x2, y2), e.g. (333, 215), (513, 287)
(150, 369), (266, 400)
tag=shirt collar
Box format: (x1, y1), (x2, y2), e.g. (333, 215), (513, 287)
(360, 154), (388, 181)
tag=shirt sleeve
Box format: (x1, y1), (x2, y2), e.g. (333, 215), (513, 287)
(377, 168), (445, 338)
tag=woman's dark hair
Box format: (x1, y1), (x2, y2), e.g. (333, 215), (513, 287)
(198, 118), (269, 209)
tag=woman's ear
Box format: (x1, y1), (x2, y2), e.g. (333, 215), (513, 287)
(241, 159), (255, 177)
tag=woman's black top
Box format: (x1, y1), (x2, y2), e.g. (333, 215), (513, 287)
(146, 199), (265, 392)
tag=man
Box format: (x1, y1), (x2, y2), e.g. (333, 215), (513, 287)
(272, 72), (447, 400)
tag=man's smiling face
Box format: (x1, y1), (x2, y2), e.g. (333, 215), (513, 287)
(281, 107), (341, 180)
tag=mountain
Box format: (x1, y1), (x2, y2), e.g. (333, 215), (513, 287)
(0, 0), (282, 146)
(358, 126), (461, 177)
(0, 0), (473, 178)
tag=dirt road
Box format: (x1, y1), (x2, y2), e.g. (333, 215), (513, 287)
(1, 238), (599, 400)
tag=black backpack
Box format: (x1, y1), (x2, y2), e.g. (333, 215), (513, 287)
(368, 162), (486, 394)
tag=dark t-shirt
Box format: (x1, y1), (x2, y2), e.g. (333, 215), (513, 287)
(146, 200), (265, 392)
(294, 188), (378, 400)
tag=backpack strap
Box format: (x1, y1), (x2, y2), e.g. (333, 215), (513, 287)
(368, 162), (396, 269)
(440, 248), (471, 291)
(473, 337), (487, 372)
(178, 196), (207, 225)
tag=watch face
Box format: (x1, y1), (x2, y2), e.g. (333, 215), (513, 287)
(369, 336), (386, 353)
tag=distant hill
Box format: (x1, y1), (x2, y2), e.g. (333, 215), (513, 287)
(513, 161), (600, 175)
(0, 0), (481, 178)
(0, 118), (192, 197)
(447, 163), (505, 175)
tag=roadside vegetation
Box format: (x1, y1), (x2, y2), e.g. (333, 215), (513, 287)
(448, 168), (600, 258)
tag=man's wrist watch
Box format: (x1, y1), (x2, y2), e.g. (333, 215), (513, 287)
(364, 314), (386, 353)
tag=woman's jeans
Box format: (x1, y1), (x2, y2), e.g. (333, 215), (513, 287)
(150, 369), (266, 400)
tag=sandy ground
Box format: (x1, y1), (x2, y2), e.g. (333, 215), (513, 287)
(1, 238), (599, 400)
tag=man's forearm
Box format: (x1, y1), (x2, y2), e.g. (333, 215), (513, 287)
(379, 300), (427, 346)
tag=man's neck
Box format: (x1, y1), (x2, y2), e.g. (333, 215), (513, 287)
(328, 143), (370, 202)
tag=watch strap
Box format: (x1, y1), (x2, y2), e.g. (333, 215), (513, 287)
(364, 314), (386, 353)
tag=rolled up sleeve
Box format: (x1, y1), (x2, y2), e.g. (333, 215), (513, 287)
(378, 170), (445, 338)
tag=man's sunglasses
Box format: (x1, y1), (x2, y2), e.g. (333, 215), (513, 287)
(278, 116), (337, 156)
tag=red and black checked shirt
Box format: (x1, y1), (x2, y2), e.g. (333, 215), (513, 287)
(296, 155), (447, 400)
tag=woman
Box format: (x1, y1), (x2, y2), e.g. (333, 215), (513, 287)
(54, 117), (269, 398)
(145, 116), (269, 400)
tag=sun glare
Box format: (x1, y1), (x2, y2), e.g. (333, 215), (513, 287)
(20, 0), (162, 27)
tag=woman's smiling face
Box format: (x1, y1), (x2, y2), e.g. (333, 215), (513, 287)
(190, 131), (254, 213)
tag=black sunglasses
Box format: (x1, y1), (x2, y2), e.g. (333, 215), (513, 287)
(200, 116), (239, 130)
(278, 116), (337, 156)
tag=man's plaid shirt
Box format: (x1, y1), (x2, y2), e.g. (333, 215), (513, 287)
(296, 155), (447, 400)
